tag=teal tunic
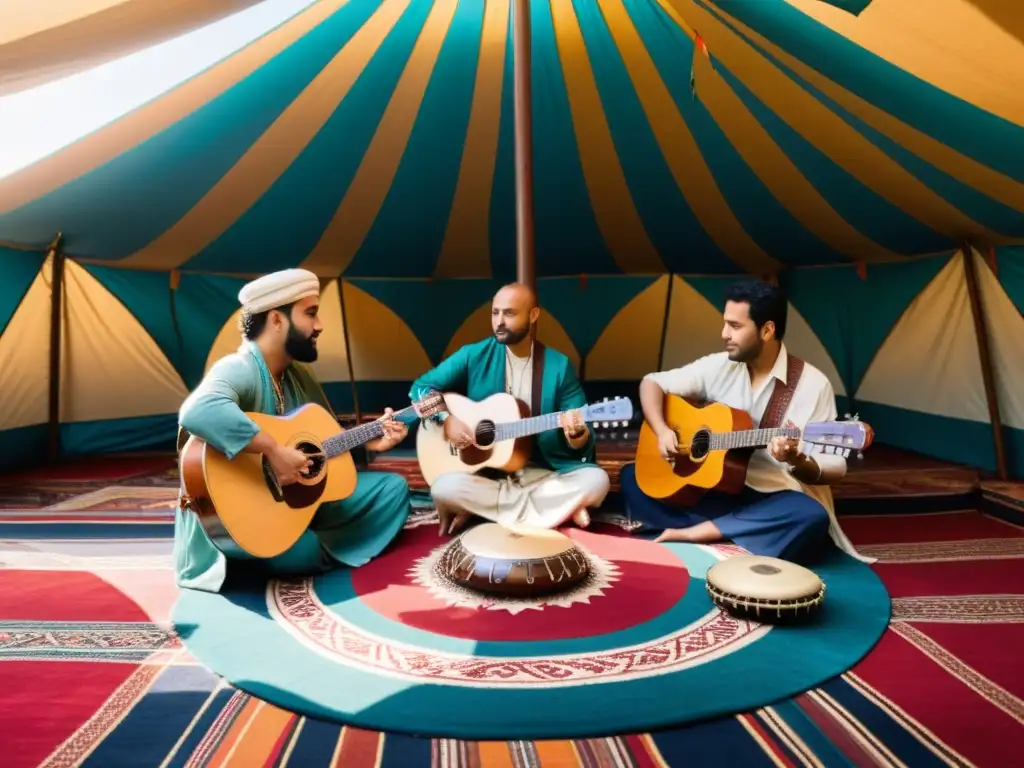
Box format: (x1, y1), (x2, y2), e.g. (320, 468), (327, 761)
(174, 341), (411, 593)
(409, 337), (598, 472)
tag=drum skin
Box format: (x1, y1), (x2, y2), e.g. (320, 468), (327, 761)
(705, 555), (826, 624)
(439, 523), (591, 598)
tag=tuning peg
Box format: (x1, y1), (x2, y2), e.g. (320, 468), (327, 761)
(856, 451), (864, 460)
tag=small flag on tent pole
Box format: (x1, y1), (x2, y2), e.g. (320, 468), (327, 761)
(690, 34), (711, 100)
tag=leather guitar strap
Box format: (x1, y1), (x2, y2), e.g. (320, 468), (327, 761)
(760, 354), (805, 429)
(530, 340), (547, 417)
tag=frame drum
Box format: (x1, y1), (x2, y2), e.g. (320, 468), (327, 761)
(439, 523), (591, 598)
(705, 555), (825, 623)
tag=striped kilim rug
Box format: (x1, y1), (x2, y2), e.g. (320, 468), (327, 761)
(2, 502), (1023, 766)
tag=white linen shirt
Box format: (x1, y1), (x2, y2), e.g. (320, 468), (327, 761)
(642, 344), (871, 562)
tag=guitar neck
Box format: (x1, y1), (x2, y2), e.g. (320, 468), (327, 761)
(710, 425), (798, 451)
(494, 410), (570, 442)
(322, 404), (417, 457)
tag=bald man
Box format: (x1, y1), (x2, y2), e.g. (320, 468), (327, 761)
(410, 283), (610, 535)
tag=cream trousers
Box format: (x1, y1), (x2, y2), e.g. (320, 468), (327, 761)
(430, 464), (611, 529)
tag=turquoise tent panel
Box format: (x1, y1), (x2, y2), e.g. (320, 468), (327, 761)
(183, 0), (433, 275)
(819, 0), (872, 12)
(0, 1), (385, 258)
(61, 414), (179, 457)
(172, 274), (249, 388)
(0, 424), (47, 473)
(852, 401), (997, 474)
(996, 247), (1024, 314)
(1007, 427), (1024, 481)
(83, 265), (182, 374)
(706, 0), (1024, 181)
(529, 0), (618, 275)
(576, 0), (738, 274)
(638, 2), (850, 267)
(346, 278), (501, 364)
(357, 381), (423, 417)
(538, 275), (660, 358)
(488, 19), (516, 282)
(716, 66), (955, 256)
(686, 275), (737, 317)
(786, 254), (949, 395)
(345, 0), (483, 277)
(0, 247), (44, 335)
(713, 33), (1024, 241)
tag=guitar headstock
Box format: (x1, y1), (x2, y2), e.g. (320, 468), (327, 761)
(580, 396), (634, 425)
(412, 391), (446, 419)
(802, 416), (874, 459)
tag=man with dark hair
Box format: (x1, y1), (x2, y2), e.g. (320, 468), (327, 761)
(618, 278), (865, 563)
(410, 282), (610, 535)
(174, 269), (413, 593)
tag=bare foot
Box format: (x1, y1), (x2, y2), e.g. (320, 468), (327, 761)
(654, 520), (723, 544)
(572, 509), (591, 528)
(654, 527), (693, 544)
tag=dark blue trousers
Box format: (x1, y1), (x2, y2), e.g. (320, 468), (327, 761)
(618, 463), (831, 564)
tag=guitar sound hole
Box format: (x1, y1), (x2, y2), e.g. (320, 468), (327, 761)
(260, 440), (325, 501)
(295, 440), (326, 477)
(690, 429), (711, 460)
(475, 421), (496, 448)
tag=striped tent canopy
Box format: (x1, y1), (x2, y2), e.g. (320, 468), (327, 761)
(0, 0), (1022, 478)
(0, 0), (268, 96)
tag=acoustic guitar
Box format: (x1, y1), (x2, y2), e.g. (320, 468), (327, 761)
(634, 395), (873, 506)
(416, 392), (633, 486)
(179, 393), (444, 558)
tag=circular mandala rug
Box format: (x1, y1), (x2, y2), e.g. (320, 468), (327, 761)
(173, 524), (890, 739)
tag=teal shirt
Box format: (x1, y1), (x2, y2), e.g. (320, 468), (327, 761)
(409, 337), (597, 472)
(174, 342), (409, 593)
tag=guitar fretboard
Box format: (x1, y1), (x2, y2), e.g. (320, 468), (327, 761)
(322, 404), (417, 457)
(494, 411), (571, 442)
(708, 425), (800, 451)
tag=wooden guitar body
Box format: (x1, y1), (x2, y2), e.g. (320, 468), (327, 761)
(416, 392), (532, 486)
(179, 404), (357, 559)
(635, 396), (754, 506)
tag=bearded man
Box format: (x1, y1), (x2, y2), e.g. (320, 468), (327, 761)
(174, 269), (412, 593)
(619, 279), (865, 564)
(410, 283), (610, 535)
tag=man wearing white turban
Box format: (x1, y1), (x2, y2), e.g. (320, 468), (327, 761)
(173, 269), (412, 593)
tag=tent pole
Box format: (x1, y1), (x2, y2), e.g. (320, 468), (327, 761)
(513, 0), (536, 291)
(46, 233), (65, 463)
(962, 245), (1008, 479)
(656, 274), (675, 372)
(337, 279), (362, 426)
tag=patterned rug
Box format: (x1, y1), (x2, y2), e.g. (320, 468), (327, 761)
(0, 442), (984, 513)
(173, 522), (889, 738)
(3, 505), (1023, 766)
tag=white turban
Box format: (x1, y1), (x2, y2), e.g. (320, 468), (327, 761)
(238, 269), (320, 314)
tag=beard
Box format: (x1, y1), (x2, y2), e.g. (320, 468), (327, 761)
(494, 322), (532, 346)
(285, 324), (318, 363)
(727, 337), (761, 363)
